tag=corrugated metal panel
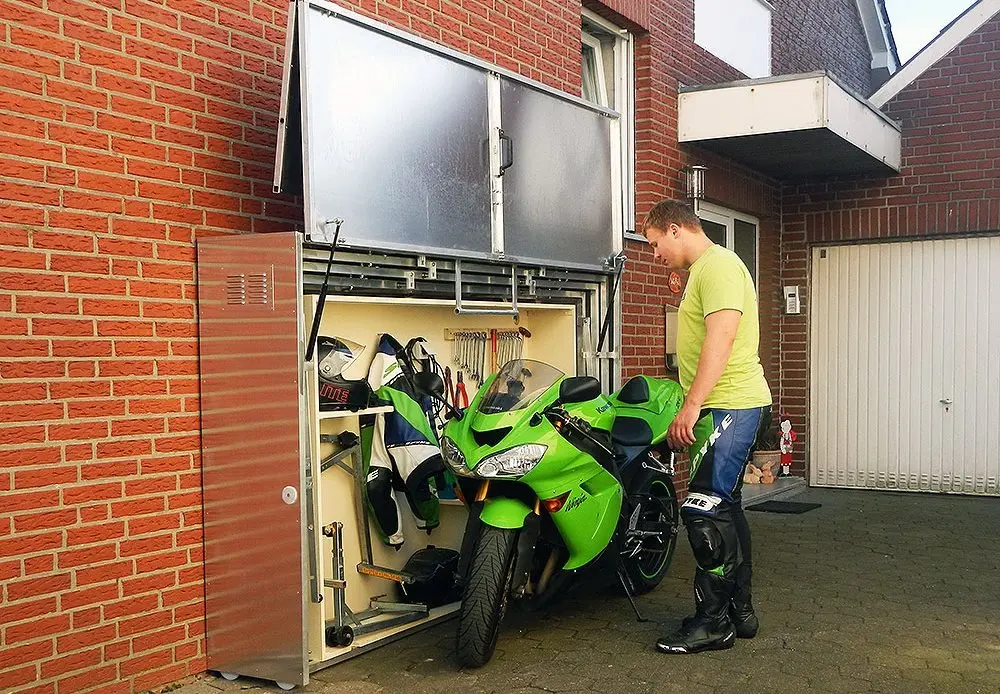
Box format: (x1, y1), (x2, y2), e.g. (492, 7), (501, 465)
(810, 237), (1000, 496)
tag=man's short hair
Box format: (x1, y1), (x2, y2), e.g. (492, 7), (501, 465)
(642, 199), (702, 235)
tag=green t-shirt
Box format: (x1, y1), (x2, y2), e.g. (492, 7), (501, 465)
(677, 244), (772, 409)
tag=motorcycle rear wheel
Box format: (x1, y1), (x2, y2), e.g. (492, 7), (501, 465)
(456, 525), (519, 668)
(622, 466), (679, 594)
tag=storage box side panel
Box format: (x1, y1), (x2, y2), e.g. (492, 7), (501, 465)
(197, 234), (307, 683)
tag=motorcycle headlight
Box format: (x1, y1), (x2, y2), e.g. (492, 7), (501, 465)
(474, 444), (547, 478)
(440, 437), (468, 475)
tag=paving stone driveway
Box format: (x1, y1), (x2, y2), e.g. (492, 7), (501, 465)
(178, 488), (1000, 694)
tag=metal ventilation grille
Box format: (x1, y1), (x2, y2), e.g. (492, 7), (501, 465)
(226, 273), (270, 306)
(226, 275), (246, 305)
(246, 272), (269, 305)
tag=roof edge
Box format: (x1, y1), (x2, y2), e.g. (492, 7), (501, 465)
(870, 0), (1000, 108)
(856, 0), (901, 78)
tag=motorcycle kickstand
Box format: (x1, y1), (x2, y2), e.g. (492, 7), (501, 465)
(617, 569), (650, 623)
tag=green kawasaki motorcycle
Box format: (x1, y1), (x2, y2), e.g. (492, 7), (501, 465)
(420, 359), (684, 667)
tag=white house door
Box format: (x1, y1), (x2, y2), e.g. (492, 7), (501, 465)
(810, 237), (1000, 496)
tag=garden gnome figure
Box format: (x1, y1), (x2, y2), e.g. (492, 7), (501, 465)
(778, 414), (796, 477)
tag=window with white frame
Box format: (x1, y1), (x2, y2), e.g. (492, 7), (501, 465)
(694, 0), (772, 78)
(581, 12), (635, 238)
(698, 202), (760, 287)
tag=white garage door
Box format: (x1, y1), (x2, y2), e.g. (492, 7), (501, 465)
(810, 237), (1000, 495)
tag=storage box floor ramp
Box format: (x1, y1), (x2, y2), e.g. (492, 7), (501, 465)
(198, 0), (627, 688)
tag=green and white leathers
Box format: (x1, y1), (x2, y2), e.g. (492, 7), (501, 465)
(438, 360), (689, 667)
(361, 334), (447, 547)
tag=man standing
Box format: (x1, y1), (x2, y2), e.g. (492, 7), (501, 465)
(642, 199), (772, 654)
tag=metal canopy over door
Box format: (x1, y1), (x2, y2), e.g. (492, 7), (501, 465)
(810, 237), (1000, 495)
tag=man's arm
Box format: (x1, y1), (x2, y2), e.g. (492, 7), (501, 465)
(667, 309), (741, 448)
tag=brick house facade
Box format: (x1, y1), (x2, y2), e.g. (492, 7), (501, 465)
(0, 0), (883, 690)
(780, 8), (1000, 479)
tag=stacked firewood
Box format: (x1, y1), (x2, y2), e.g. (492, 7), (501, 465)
(743, 460), (776, 485)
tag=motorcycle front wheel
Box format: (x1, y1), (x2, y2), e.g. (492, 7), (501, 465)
(456, 525), (518, 668)
(622, 466), (679, 594)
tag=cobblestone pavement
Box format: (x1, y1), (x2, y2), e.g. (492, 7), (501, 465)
(176, 489), (1000, 694)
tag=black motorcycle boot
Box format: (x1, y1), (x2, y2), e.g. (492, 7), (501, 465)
(680, 604), (757, 638)
(729, 561), (758, 638)
(656, 570), (736, 654)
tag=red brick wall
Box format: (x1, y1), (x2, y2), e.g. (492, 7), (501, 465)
(779, 15), (1000, 472)
(0, 1), (301, 691)
(0, 0), (876, 689)
(0, 0), (579, 691)
(355, 0), (583, 90)
(772, 0), (874, 96)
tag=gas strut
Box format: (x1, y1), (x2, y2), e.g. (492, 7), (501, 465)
(305, 219), (343, 362)
(596, 252), (627, 354)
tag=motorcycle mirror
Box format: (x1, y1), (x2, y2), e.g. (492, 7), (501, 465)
(558, 376), (602, 404)
(413, 371), (464, 421)
(413, 371), (445, 399)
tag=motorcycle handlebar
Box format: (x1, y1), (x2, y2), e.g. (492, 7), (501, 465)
(544, 407), (614, 459)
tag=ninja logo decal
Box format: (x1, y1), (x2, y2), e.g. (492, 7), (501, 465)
(689, 414), (734, 469)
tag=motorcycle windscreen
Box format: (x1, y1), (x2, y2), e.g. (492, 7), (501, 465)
(476, 360), (563, 415)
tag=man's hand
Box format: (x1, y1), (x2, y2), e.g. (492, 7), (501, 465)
(667, 401), (701, 450)
(671, 308), (740, 450)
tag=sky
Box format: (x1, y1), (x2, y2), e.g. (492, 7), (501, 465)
(884, 0), (979, 63)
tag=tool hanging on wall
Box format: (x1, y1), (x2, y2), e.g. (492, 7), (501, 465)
(448, 327), (531, 384)
(491, 328), (527, 370)
(450, 330), (488, 385)
(443, 366), (454, 406)
(454, 371), (469, 409)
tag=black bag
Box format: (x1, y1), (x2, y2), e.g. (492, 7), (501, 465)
(397, 546), (461, 608)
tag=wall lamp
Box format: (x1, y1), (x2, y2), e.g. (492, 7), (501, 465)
(683, 164), (707, 213)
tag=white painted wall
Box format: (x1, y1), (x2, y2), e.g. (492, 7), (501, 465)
(695, 0), (772, 78)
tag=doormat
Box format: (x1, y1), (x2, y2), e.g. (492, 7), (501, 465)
(746, 500), (821, 514)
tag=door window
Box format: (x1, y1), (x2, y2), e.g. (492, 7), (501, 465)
(698, 203), (759, 288)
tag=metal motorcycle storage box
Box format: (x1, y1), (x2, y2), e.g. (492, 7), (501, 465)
(197, 0), (626, 687)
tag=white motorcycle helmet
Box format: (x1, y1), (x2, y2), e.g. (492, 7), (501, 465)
(316, 336), (373, 411)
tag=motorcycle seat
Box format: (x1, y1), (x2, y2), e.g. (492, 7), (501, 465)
(616, 376), (650, 405)
(611, 416), (652, 447)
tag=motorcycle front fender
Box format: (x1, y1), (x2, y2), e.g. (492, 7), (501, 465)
(479, 496), (533, 529)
